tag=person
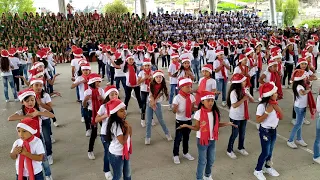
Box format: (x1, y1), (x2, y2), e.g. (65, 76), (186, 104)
(254, 82), (283, 180)
(214, 50), (230, 106)
(177, 91), (236, 180)
(313, 91), (320, 164)
(10, 118), (45, 180)
(106, 99), (132, 180)
(282, 39), (295, 88)
(226, 73), (254, 159)
(145, 70), (172, 144)
(168, 53), (180, 111)
(8, 47), (21, 92)
(0, 49), (18, 102)
(110, 52), (126, 91)
(192, 43), (201, 82)
(95, 85), (119, 180)
(70, 48), (85, 102)
(234, 54), (251, 88)
(172, 77), (196, 164)
(195, 64), (216, 106)
(176, 57), (195, 81)
(245, 47), (257, 97)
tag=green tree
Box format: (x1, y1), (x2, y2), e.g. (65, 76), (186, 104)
(275, 0), (283, 12)
(0, 0), (36, 15)
(103, 0), (129, 14)
(283, 0), (299, 26)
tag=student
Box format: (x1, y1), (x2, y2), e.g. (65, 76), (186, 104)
(8, 47), (21, 92)
(245, 47), (257, 97)
(145, 70), (172, 144)
(176, 57), (195, 81)
(226, 73), (254, 159)
(254, 42), (264, 89)
(195, 64), (216, 105)
(254, 82), (283, 180)
(70, 48), (85, 102)
(106, 99), (132, 180)
(282, 39), (295, 88)
(10, 118), (45, 180)
(168, 53), (180, 111)
(172, 77), (197, 164)
(178, 91), (236, 180)
(234, 54), (251, 88)
(110, 52), (126, 91)
(314, 91), (320, 164)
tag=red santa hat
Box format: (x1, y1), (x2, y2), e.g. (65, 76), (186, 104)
(36, 50), (47, 59)
(98, 44), (104, 49)
(223, 42), (229, 47)
(218, 39), (224, 45)
(126, 55), (134, 61)
(88, 73), (102, 84)
(287, 38), (295, 46)
(78, 59), (88, 66)
(172, 44), (179, 50)
(123, 44), (128, 50)
(201, 64), (213, 74)
(215, 50), (224, 56)
(73, 48), (83, 57)
(17, 118), (38, 135)
(8, 48), (17, 56)
(311, 34), (319, 42)
(81, 62), (91, 70)
(28, 68), (44, 78)
(18, 88), (36, 101)
(105, 45), (111, 52)
(143, 58), (152, 66)
(292, 69), (307, 81)
(178, 77), (192, 88)
(110, 47), (117, 54)
(296, 58), (308, 67)
(71, 45), (78, 52)
(147, 46), (154, 53)
(33, 62), (45, 69)
(194, 43), (200, 48)
(167, 41), (173, 46)
(268, 60), (278, 67)
(171, 53), (179, 59)
(270, 51), (282, 60)
(245, 47), (254, 56)
(255, 41), (263, 48)
(152, 43), (157, 48)
(103, 85), (119, 99)
(29, 78), (44, 86)
(294, 35), (300, 41)
(305, 41), (315, 50)
(184, 45), (192, 52)
(231, 73), (246, 83)
(301, 50), (312, 59)
(208, 41), (217, 49)
(1, 50), (9, 57)
(181, 57), (191, 64)
(275, 39), (281, 45)
(199, 40), (204, 45)
(238, 54), (247, 63)
(153, 70), (164, 78)
(200, 91), (215, 101)
(106, 99), (126, 115)
(262, 36), (268, 41)
(259, 82), (278, 100)
(17, 47), (23, 53)
(137, 45), (144, 51)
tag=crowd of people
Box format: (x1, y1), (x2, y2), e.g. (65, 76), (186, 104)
(2, 8), (320, 180)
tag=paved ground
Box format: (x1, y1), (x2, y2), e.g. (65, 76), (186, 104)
(1, 63), (320, 180)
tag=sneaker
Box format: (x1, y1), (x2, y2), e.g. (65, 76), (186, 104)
(166, 134), (173, 141)
(296, 140), (308, 147)
(304, 119), (311, 125)
(53, 122), (59, 127)
(51, 136), (56, 144)
(88, 152), (95, 160)
(86, 129), (92, 137)
(237, 149), (249, 156)
(81, 117), (85, 123)
(47, 155), (53, 165)
(313, 157), (320, 164)
(5, 100), (9, 103)
(253, 170), (266, 180)
(282, 85), (286, 89)
(104, 171), (113, 180)
(45, 176), (53, 180)
(141, 120), (146, 128)
(173, 156), (180, 164)
(152, 119), (156, 126)
(203, 176), (213, 180)
(145, 138), (151, 145)
(291, 119), (296, 125)
(15, 99), (19, 102)
(287, 141), (298, 149)
(226, 151), (237, 159)
(183, 153), (195, 161)
(263, 167), (280, 177)
(222, 101), (227, 107)
(168, 105), (172, 111)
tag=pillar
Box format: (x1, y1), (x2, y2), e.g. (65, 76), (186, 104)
(209, 0), (217, 14)
(269, 0), (277, 26)
(58, 0), (66, 14)
(140, 0), (147, 16)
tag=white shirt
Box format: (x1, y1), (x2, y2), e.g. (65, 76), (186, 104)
(294, 85), (308, 108)
(114, 62), (125, 77)
(316, 96), (320, 116)
(11, 137), (45, 177)
(125, 71), (138, 87)
(198, 77), (216, 91)
(74, 76), (86, 101)
(256, 103), (279, 128)
(262, 70), (272, 83)
(206, 49), (216, 62)
(173, 94), (196, 120)
(9, 57), (20, 70)
(109, 122), (131, 156)
(213, 59), (229, 79)
(40, 93), (52, 119)
(97, 105), (109, 135)
(138, 70), (153, 92)
(0, 61), (13, 76)
(285, 54), (294, 64)
(194, 110), (215, 140)
(168, 63), (179, 84)
(180, 52), (194, 61)
(96, 50), (102, 60)
(229, 90), (245, 120)
(70, 58), (82, 77)
(177, 69), (195, 79)
(83, 88), (104, 110)
(16, 107), (47, 132)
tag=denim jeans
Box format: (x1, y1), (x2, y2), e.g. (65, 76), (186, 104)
(16, 171), (44, 180)
(313, 117), (320, 159)
(140, 91), (149, 120)
(109, 66), (115, 84)
(196, 138), (216, 180)
(76, 86), (80, 101)
(20, 64), (28, 83)
(288, 106), (306, 142)
(192, 59), (200, 82)
(173, 120), (192, 156)
(215, 78), (227, 102)
(227, 119), (247, 153)
(47, 71), (54, 94)
(2, 75), (17, 100)
(98, 60), (106, 77)
(39, 134), (52, 176)
(115, 76), (126, 91)
(41, 119), (53, 156)
(100, 135), (111, 172)
(109, 153), (131, 180)
(169, 84), (178, 105)
(255, 126), (277, 171)
(146, 102), (169, 138)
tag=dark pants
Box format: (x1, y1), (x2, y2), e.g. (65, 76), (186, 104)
(227, 119), (247, 153)
(256, 68), (261, 88)
(12, 69), (20, 92)
(84, 108), (92, 131)
(41, 119), (53, 156)
(140, 91), (149, 120)
(229, 55), (235, 72)
(250, 75), (255, 97)
(16, 171), (44, 180)
(283, 63), (293, 86)
(101, 135), (111, 172)
(88, 124), (98, 152)
(50, 109), (57, 123)
(124, 86), (142, 110)
(115, 76), (126, 91)
(162, 55), (168, 68)
(47, 71), (54, 94)
(173, 120), (192, 156)
(98, 60), (105, 78)
(110, 66), (115, 85)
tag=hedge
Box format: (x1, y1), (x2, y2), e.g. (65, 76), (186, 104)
(217, 2), (243, 11)
(298, 19), (320, 28)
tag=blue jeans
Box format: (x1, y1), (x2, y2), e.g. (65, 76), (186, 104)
(196, 138), (216, 180)
(215, 78), (227, 101)
(115, 76), (126, 91)
(16, 171), (44, 180)
(288, 106), (306, 142)
(41, 119), (53, 156)
(76, 86), (80, 101)
(313, 117), (320, 159)
(192, 59), (200, 82)
(39, 135), (52, 176)
(100, 135), (111, 172)
(227, 119), (247, 152)
(169, 84), (178, 105)
(109, 153), (131, 180)
(146, 102), (169, 138)
(80, 100), (84, 118)
(2, 75), (17, 100)
(255, 126), (277, 171)
(47, 71), (54, 94)
(20, 64), (28, 81)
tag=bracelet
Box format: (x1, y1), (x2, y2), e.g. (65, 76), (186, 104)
(264, 111), (270, 115)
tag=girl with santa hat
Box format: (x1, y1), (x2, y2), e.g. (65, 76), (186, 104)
(167, 53), (180, 111)
(281, 39), (295, 89)
(109, 52), (126, 91)
(195, 64), (217, 106)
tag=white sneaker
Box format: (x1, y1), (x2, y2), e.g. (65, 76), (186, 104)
(152, 119), (156, 126)
(15, 99), (19, 102)
(237, 149), (249, 156)
(296, 140), (308, 147)
(173, 156), (180, 164)
(5, 100), (9, 103)
(141, 120), (146, 128)
(253, 170), (266, 180)
(287, 141), (298, 149)
(291, 119), (296, 125)
(204, 175), (213, 180)
(222, 101), (227, 107)
(313, 157), (320, 164)
(86, 129), (92, 137)
(168, 105), (172, 111)
(145, 138), (150, 145)
(51, 136), (56, 144)
(166, 134), (173, 141)
(81, 117), (85, 123)
(88, 152), (95, 160)
(226, 151), (237, 159)
(47, 155), (53, 165)
(183, 153), (195, 160)
(53, 122), (59, 127)
(263, 167), (280, 177)
(104, 171), (113, 180)
(45, 176), (53, 180)
(304, 119), (311, 125)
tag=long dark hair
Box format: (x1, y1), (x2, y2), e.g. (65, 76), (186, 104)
(175, 62), (192, 77)
(193, 47), (199, 59)
(0, 57), (10, 72)
(227, 83), (244, 108)
(123, 61), (137, 73)
(292, 80), (306, 100)
(150, 77), (168, 98)
(106, 113), (126, 141)
(77, 66), (83, 76)
(115, 57), (123, 66)
(38, 58), (48, 68)
(198, 100), (220, 123)
(89, 82), (97, 89)
(295, 64), (309, 72)
(21, 95), (40, 115)
(258, 96), (272, 108)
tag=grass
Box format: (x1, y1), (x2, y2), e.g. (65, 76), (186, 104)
(217, 2), (244, 11)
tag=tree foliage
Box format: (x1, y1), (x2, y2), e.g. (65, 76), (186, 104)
(0, 0), (36, 15)
(299, 19), (320, 28)
(275, 0), (283, 12)
(283, 0), (299, 26)
(103, 0), (129, 14)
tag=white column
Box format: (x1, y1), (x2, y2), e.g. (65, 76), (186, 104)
(269, 0), (277, 26)
(58, 0), (66, 14)
(140, 0), (147, 15)
(209, 0), (217, 14)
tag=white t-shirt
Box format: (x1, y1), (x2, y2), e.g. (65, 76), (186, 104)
(177, 69), (195, 79)
(74, 76), (86, 101)
(256, 103), (279, 128)
(96, 50), (102, 60)
(0, 61), (13, 76)
(294, 85), (308, 108)
(114, 62), (125, 77)
(262, 70), (271, 83)
(138, 70), (153, 92)
(109, 122), (131, 156)
(125, 71), (138, 87)
(213, 59), (229, 79)
(316, 96), (320, 116)
(83, 88), (104, 110)
(11, 137), (45, 177)
(206, 50), (216, 63)
(198, 77), (216, 91)
(70, 58), (82, 77)
(9, 57), (20, 70)
(19, 57), (27, 65)
(173, 94), (196, 120)
(229, 90), (245, 120)
(194, 110), (215, 140)
(97, 105), (109, 135)
(168, 63), (179, 84)
(40, 93), (52, 119)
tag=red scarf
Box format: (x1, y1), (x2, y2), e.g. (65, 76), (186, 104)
(179, 90), (192, 118)
(90, 88), (102, 125)
(199, 107), (219, 145)
(18, 135), (35, 180)
(144, 69), (151, 91)
(122, 135), (132, 160)
(239, 65), (251, 87)
(277, 62), (282, 72)
(82, 75), (89, 90)
(248, 56), (254, 67)
(195, 78), (209, 105)
(312, 54), (316, 68)
(269, 70), (283, 100)
(289, 50), (295, 56)
(24, 108), (40, 138)
(242, 89), (249, 120)
(257, 52), (262, 70)
(172, 61), (180, 71)
(35, 93), (41, 100)
(128, 64), (137, 86)
(218, 58), (227, 81)
(153, 83), (162, 99)
(307, 90), (317, 120)
(268, 100), (281, 118)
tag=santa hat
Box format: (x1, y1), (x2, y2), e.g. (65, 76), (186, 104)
(98, 44), (104, 49)
(268, 60), (278, 67)
(17, 118), (38, 135)
(262, 36), (268, 41)
(36, 50), (47, 59)
(137, 45), (144, 51)
(305, 41), (315, 50)
(143, 58), (151, 66)
(200, 91), (215, 101)
(88, 73), (102, 84)
(294, 35), (300, 41)
(71, 45), (78, 52)
(275, 39), (281, 45)
(208, 41), (217, 49)
(199, 40), (204, 45)
(245, 47), (254, 56)
(215, 50), (224, 56)
(218, 39), (224, 45)
(201, 64), (213, 74)
(81, 62), (91, 70)
(152, 43), (157, 48)
(238, 54), (247, 63)
(172, 44), (179, 50)
(78, 59), (88, 66)
(28, 69), (44, 78)
(259, 82), (278, 101)
(184, 46), (192, 52)
(123, 44), (128, 50)
(110, 47), (117, 54)
(126, 55), (134, 61)
(223, 42), (229, 47)
(296, 58), (308, 67)
(287, 38), (295, 46)
(153, 70), (164, 78)
(181, 57), (191, 64)
(301, 50), (312, 59)
(255, 41), (263, 48)
(312, 34), (319, 42)
(171, 53), (179, 59)
(167, 41), (173, 46)
(292, 69), (307, 81)
(103, 85), (119, 99)
(231, 73), (246, 83)
(107, 99), (126, 115)
(8, 48), (17, 56)
(270, 51), (282, 60)
(178, 77), (192, 88)
(23, 46), (29, 52)
(29, 78), (44, 86)
(33, 62), (44, 69)
(17, 47), (23, 53)
(73, 48), (83, 57)
(1, 50), (9, 57)
(194, 43), (200, 48)
(113, 52), (121, 60)
(18, 88), (36, 101)
(105, 45), (111, 52)
(147, 46), (154, 53)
